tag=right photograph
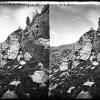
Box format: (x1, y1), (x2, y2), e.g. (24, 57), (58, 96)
(49, 3), (100, 99)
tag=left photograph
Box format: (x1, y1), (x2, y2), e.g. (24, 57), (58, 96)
(0, 3), (49, 99)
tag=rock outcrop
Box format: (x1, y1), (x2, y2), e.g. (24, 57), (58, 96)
(0, 5), (49, 99)
(49, 17), (100, 99)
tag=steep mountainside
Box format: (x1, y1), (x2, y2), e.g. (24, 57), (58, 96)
(0, 5), (49, 99)
(49, 18), (100, 99)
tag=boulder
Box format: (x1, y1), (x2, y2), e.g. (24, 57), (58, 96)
(37, 38), (50, 49)
(29, 70), (49, 84)
(1, 90), (18, 99)
(59, 61), (68, 71)
(76, 91), (92, 99)
(24, 52), (32, 61)
(92, 61), (99, 66)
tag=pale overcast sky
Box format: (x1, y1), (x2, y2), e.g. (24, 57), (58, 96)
(50, 4), (100, 46)
(0, 4), (43, 43)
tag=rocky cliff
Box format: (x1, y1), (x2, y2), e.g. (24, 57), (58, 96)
(0, 5), (49, 99)
(49, 18), (100, 99)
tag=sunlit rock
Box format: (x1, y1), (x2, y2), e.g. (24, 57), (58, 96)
(37, 62), (44, 67)
(19, 60), (26, 65)
(67, 86), (75, 93)
(59, 61), (68, 71)
(1, 90), (18, 99)
(0, 60), (7, 67)
(83, 80), (94, 87)
(29, 70), (49, 84)
(24, 52), (32, 61)
(76, 91), (92, 99)
(1, 41), (8, 51)
(9, 80), (21, 86)
(90, 55), (96, 62)
(7, 43), (20, 60)
(92, 61), (99, 66)
(18, 66), (23, 69)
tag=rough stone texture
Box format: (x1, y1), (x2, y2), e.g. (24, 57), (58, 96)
(0, 5), (49, 99)
(76, 91), (92, 99)
(97, 53), (100, 61)
(59, 61), (68, 71)
(1, 90), (18, 99)
(49, 18), (100, 99)
(30, 70), (49, 84)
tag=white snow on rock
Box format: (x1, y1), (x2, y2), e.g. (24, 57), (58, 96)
(29, 71), (49, 84)
(9, 80), (21, 86)
(83, 80), (94, 87)
(19, 60), (26, 65)
(92, 61), (99, 66)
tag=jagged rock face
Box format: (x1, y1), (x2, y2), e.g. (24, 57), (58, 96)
(0, 5), (49, 99)
(21, 5), (49, 66)
(7, 35), (20, 60)
(49, 18), (100, 99)
(75, 31), (94, 60)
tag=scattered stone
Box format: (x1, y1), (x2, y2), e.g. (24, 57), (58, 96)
(24, 52), (32, 61)
(67, 86), (75, 93)
(91, 66), (95, 69)
(17, 53), (23, 61)
(19, 60), (26, 65)
(76, 91), (92, 99)
(18, 66), (23, 69)
(9, 80), (21, 86)
(83, 80), (94, 87)
(73, 61), (79, 68)
(1, 90), (18, 99)
(92, 61), (99, 66)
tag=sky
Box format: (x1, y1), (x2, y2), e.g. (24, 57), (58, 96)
(0, 4), (43, 43)
(50, 4), (100, 46)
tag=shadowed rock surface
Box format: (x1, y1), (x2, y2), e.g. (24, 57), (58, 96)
(0, 5), (49, 99)
(49, 18), (100, 99)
